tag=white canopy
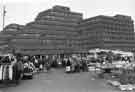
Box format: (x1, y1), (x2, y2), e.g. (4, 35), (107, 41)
(89, 48), (134, 57)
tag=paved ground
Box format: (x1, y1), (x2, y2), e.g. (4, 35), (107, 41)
(0, 68), (121, 92)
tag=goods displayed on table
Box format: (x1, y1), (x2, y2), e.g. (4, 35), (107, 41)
(88, 48), (135, 91)
(23, 62), (34, 79)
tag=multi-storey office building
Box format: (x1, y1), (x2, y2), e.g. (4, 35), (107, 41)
(79, 15), (135, 52)
(8, 5), (83, 55)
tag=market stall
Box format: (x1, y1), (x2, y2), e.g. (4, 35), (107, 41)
(88, 48), (135, 91)
(0, 53), (22, 84)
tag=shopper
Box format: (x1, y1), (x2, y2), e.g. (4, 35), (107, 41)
(16, 56), (24, 83)
(65, 58), (71, 73)
(82, 60), (88, 72)
(45, 56), (51, 72)
(12, 59), (21, 84)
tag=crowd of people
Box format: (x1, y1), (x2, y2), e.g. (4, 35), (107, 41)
(0, 53), (89, 84)
(0, 49), (134, 87)
(16, 54), (89, 73)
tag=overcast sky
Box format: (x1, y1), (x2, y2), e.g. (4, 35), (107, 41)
(0, 0), (135, 30)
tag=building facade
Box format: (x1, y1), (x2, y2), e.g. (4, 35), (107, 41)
(0, 6), (135, 55)
(79, 15), (135, 52)
(8, 5), (83, 55)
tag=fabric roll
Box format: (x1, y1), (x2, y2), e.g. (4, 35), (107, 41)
(3, 65), (9, 80)
(0, 65), (3, 80)
(9, 65), (13, 80)
(2, 65), (9, 80)
(2, 65), (4, 80)
(2, 65), (7, 80)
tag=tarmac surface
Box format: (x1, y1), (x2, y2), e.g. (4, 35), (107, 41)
(0, 68), (122, 92)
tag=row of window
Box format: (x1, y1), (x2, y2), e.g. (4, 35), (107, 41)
(81, 18), (133, 27)
(103, 35), (134, 40)
(80, 30), (134, 38)
(20, 49), (65, 51)
(36, 16), (80, 23)
(102, 25), (133, 31)
(103, 41), (135, 44)
(100, 17), (133, 25)
(80, 25), (133, 32)
(50, 11), (82, 18)
(36, 19), (78, 27)
(30, 24), (76, 31)
(103, 30), (134, 34)
(17, 34), (40, 37)
(37, 12), (82, 21)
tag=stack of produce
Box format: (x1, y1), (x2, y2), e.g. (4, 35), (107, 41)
(119, 69), (135, 85)
(107, 68), (135, 91)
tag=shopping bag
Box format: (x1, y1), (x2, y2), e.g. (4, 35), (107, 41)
(66, 66), (71, 72)
(39, 64), (43, 69)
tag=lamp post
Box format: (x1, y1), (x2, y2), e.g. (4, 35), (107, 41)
(2, 5), (6, 31)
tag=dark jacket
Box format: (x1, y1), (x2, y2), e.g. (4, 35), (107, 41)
(66, 60), (71, 66)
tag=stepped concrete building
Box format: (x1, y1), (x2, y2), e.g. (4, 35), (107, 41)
(79, 15), (135, 52)
(0, 5), (135, 55)
(6, 5), (83, 55)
